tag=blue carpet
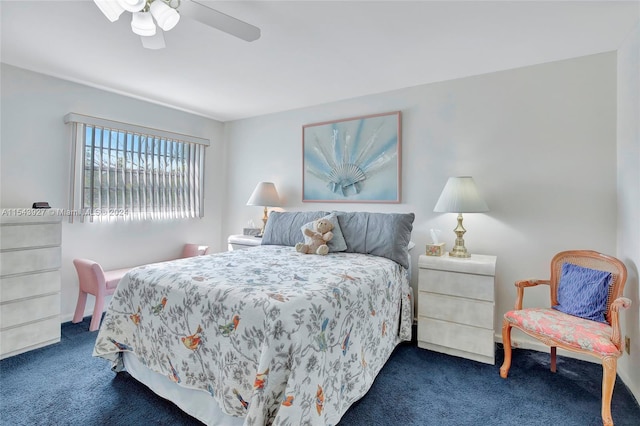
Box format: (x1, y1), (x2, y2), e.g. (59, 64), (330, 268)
(1, 318), (638, 425)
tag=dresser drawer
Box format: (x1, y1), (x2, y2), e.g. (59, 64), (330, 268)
(418, 269), (494, 302)
(0, 271), (61, 303)
(418, 291), (493, 329)
(0, 223), (62, 250)
(0, 247), (61, 277)
(418, 317), (495, 358)
(1, 293), (60, 329)
(0, 317), (60, 358)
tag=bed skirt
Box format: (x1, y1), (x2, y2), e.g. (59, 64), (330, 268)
(123, 352), (244, 426)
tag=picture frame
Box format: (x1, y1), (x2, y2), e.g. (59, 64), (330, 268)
(302, 111), (401, 203)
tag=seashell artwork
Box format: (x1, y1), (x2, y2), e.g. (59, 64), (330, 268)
(302, 111), (401, 203)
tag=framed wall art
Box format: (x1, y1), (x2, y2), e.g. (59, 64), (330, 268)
(302, 111), (401, 203)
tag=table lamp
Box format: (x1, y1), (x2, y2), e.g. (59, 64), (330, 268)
(433, 176), (489, 258)
(247, 182), (281, 237)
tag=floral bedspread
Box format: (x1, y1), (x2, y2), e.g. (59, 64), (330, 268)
(93, 245), (412, 425)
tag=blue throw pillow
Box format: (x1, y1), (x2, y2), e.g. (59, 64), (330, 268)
(553, 263), (612, 323)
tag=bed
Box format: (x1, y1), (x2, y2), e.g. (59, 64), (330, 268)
(93, 211), (414, 425)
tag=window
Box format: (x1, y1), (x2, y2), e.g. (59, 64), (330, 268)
(65, 113), (208, 222)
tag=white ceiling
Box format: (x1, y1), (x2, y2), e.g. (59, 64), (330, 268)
(1, 1), (639, 122)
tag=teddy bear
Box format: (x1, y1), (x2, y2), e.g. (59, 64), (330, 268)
(295, 218), (334, 255)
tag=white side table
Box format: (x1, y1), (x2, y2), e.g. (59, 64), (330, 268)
(417, 253), (497, 364)
(227, 234), (262, 251)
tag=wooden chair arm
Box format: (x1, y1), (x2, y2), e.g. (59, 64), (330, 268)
(513, 279), (550, 310)
(611, 297), (632, 312)
(610, 297), (632, 348)
(514, 279), (550, 288)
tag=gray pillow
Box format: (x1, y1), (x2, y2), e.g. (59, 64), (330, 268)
(261, 211), (329, 246)
(334, 211), (415, 269)
(300, 212), (348, 252)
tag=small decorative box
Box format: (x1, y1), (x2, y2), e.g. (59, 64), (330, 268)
(426, 243), (445, 256)
(243, 228), (261, 236)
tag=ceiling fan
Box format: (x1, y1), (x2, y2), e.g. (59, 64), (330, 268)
(93, 0), (261, 49)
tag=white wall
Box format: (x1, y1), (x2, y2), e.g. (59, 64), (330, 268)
(225, 51), (618, 315)
(617, 22), (640, 401)
(224, 52), (633, 380)
(0, 64), (227, 321)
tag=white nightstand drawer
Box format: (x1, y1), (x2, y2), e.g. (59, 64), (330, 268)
(419, 269), (494, 302)
(0, 293), (60, 329)
(418, 317), (495, 358)
(418, 291), (493, 329)
(0, 317), (60, 359)
(0, 223), (61, 250)
(0, 247), (61, 277)
(0, 271), (60, 303)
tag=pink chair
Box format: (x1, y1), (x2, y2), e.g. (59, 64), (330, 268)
(180, 243), (210, 258)
(72, 244), (210, 331)
(72, 259), (130, 332)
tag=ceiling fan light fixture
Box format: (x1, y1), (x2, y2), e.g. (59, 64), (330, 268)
(150, 0), (181, 31)
(131, 12), (157, 36)
(116, 0), (147, 13)
(141, 29), (166, 49)
(93, 0), (125, 22)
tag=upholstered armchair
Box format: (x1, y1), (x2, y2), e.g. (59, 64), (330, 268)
(500, 250), (630, 426)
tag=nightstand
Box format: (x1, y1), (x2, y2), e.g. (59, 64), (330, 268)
(417, 254), (497, 365)
(227, 234), (262, 251)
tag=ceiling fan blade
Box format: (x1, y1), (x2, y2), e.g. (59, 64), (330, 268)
(180, 0), (261, 42)
(141, 29), (166, 50)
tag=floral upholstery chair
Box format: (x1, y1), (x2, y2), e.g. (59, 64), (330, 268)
(500, 250), (630, 426)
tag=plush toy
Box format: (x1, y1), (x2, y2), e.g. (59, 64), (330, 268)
(295, 218), (334, 255)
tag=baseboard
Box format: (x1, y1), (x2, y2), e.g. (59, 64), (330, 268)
(60, 313), (75, 323)
(617, 368), (640, 406)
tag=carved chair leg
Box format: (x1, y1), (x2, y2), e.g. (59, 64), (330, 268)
(601, 357), (617, 426)
(500, 319), (512, 379)
(550, 346), (557, 373)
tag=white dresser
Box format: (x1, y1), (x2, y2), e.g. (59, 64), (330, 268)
(0, 211), (62, 359)
(227, 234), (262, 251)
(417, 253), (497, 365)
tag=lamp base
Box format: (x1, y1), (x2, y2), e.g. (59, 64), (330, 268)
(449, 213), (471, 258)
(259, 205), (268, 237)
(449, 245), (471, 258)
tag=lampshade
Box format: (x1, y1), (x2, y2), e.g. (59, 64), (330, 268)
(434, 176), (488, 258)
(117, 0), (147, 12)
(93, 0), (125, 22)
(150, 0), (181, 31)
(131, 12), (156, 36)
(434, 177), (489, 213)
(247, 182), (281, 207)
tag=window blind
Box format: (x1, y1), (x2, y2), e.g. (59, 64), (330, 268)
(65, 113), (207, 222)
